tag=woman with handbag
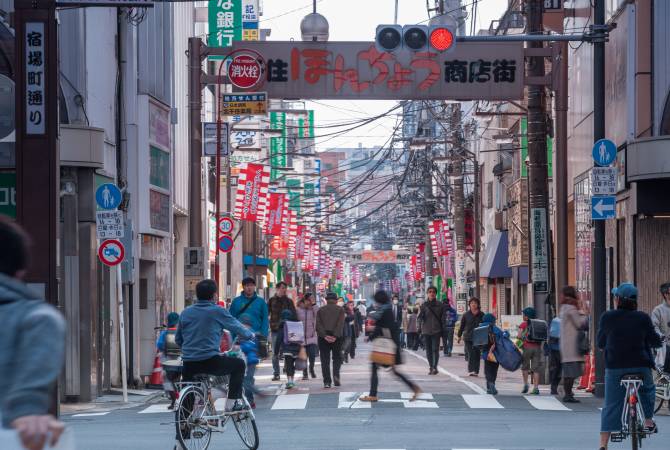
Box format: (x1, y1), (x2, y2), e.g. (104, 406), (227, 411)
(359, 290), (422, 402)
(559, 286), (590, 403)
(297, 293), (319, 380)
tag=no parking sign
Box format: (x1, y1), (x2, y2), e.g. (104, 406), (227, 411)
(98, 239), (125, 266)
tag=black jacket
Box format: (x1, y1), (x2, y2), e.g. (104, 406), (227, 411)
(597, 308), (662, 369)
(458, 310), (484, 341)
(419, 300), (445, 336)
(370, 304), (403, 364)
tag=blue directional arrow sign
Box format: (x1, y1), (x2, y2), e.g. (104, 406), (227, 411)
(95, 183), (122, 210)
(591, 196), (616, 220)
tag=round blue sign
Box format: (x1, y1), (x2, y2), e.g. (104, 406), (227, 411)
(95, 183), (122, 210)
(218, 235), (234, 253)
(592, 139), (616, 167)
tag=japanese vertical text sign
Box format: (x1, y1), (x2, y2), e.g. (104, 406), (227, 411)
(530, 208), (549, 293)
(208, 0), (242, 60)
(228, 41), (524, 100)
(269, 112), (286, 180)
(233, 162), (270, 222)
(25, 22), (45, 135)
(241, 0), (259, 41)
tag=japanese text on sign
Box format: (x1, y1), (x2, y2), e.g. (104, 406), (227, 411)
(530, 208), (549, 292)
(220, 92), (267, 116)
(591, 166), (617, 196)
(224, 41), (524, 100)
(208, 0), (241, 58)
(25, 22), (45, 135)
(96, 210), (125, 239)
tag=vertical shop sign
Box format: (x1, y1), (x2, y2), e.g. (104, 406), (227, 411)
(242, 0), (259, 41)
(25, 22), (45, 135)
(208, 0), (242, 59)
(270, 112), (287, 180)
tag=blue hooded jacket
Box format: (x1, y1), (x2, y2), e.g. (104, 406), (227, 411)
(230, 292), (269, 337)
(480, 314), (508, 361)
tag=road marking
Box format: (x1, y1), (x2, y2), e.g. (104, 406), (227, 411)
(461, 394), (504, 409)
(338, 392), (372, 409)
(406, 350), (486, 394)
(524, 395), (571, 411)
(400, 392), (433, 400)
(72, 412), (110, 417)
(138, 404), (171, 414)
(271, 393), (309, 410)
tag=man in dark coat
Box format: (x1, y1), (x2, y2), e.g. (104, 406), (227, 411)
(457, 297), (484, 376)
(418, 286), (445, 375)
(267, 281), (295, 381)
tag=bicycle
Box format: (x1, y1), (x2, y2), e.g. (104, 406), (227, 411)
(174, 372), (259, 450)
(654, 366), (670, 414)
(610, 373), (657, 450)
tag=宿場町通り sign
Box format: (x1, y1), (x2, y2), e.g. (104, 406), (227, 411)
(221, 41), (524, 100)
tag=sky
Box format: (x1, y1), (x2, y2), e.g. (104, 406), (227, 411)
(259, 0), (509, 151)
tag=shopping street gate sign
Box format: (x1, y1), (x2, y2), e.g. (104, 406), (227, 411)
(349, 250), (411, 264)
(210, 41), (524, 101)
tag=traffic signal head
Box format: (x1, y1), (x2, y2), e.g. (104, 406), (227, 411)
(402, 25), (429, 51)
(429, 25), (455, 52)
(375, 25), (402, 52)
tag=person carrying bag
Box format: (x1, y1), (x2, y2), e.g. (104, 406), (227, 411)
(360, 291), (422, 403)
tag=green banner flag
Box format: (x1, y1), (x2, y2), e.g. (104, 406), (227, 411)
(208, 0), (242, 60)
(270, 112), (287, 181)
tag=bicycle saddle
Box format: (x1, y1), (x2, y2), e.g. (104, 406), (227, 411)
(620, 373), (644, 381)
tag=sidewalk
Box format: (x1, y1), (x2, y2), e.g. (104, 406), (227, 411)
(60, 388), (163, 416)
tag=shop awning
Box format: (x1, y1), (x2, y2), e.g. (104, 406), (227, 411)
(480, 230), (513, 279)
(243, 255), (270, 267)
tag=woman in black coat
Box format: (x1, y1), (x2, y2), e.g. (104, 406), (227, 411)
(359, 290), (422, 402)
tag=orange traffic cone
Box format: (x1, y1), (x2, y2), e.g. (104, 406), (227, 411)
(586, 352), (596, 393)
(149, 352), (163, 386)
(578, 353), (591, 390)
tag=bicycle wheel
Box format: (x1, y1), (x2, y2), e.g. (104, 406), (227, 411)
(176, 386), (213, 450)
(655, 396), (664, 414)
(629, 410), (638, 450)
(233, 409), (259, 450)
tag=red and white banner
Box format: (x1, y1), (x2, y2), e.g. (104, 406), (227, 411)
(414, 243), (425, 281)
(294, 225), (307, 260)
(233, 163), (270, 222)
(263, 193), (287, 236)
(335, 260), (343, 281)
(269, 236), (289, 259)
(429, 219), (451, 257)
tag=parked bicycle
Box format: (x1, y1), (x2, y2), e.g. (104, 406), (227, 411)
(654, 365), (670, 414)
(610, 374), (657, 450)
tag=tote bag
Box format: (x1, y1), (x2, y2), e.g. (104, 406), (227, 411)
(283, 320), (305, 344)
(370, 328), (396, 366)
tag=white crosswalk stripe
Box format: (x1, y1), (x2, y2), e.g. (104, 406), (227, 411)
(271, 393), (309, 410)
(523, 395), (572, 411)
(338, 392), (372, 409)
(72, 412), (110, 417)
(138, 404), (172, 414)
(461, 394), (504, 409)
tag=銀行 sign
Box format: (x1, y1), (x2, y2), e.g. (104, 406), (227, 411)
(219, 41), (524, 100)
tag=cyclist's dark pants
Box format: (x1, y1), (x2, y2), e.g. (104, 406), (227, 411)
(183, 355), (246, 399)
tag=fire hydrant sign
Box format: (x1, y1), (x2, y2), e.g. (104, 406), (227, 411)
(98, 239), (125, 266)
(208, 0), (242, 60)
(96, 210), (125, 239)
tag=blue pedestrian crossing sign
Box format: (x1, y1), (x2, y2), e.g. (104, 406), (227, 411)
(96, 183), (122, 210)
(592, 139), (616, 166)
(592, 196), (616, 220)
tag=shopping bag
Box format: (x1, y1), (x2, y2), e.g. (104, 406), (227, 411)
(295, 346), (307, 371)
(492, 335), (523, 372)
(284, 321), (305, 344)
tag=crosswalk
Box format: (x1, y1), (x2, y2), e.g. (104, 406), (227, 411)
(106, 392), (594, 416)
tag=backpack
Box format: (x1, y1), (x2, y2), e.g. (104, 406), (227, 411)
(526, 319), (548, 343)
(283, 320), (305, 345)
(472, 324), (492, 348)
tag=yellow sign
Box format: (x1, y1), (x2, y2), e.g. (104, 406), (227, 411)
(220, 93), (268, 116)
(243, 29), (259, 41)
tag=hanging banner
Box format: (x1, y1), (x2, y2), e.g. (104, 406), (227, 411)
(270, 112), (286, 180)
(286, 178), (301, 213)
(269, 236), (289, 259)
(415, 243), (426, 281)
(464, 209), (474, 252)
(233, 162), (270, 221)
(263, 192), (286, 236)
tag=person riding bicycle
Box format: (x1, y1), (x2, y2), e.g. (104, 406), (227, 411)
(597, 282), (662, 450)
(651, 282), (670, 373)
(156, 312), (181, 409)
(175, 279), (254, 414)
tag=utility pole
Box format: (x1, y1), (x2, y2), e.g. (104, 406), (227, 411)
(526, 0), (550, 321)
(592, 0), (607, 398)
(188, 37), (203, 247)
(555, 42), (569, 292)
(451, 104), (465, 252)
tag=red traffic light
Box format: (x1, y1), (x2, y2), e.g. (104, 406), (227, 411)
(429, 27), (454, 52)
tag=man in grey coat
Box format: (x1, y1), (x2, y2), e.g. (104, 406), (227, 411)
(0, 217), (66, 450)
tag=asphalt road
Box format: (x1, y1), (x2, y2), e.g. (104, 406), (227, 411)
(61, 341), (670, 450)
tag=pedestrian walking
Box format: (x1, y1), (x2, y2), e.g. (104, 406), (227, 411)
(0, 217), (67, 450)
(316, 292), (345, 388)
(267, 281), (295, 381)
(418, 286), (445, 375)
(238, 314), (261, 407)
(457, 297), (484, 376)
(391, 295), (404, 348)
(559, 286), (589, 403)
(406, 306), (419, 350)
(360, 290), (422, 402)
(342, 302), (355, 363)
(296, 292), (318, 380)
(351, 302), (362, 358)
(479, 313), (506, 395)
(652, 282), (670, 373)
(518, 307), (543, 395)
(277, 309), (301, 389)
(400, 302), (409, 348)
(441, 298), (458, 357)
(546, 314), (562, 395)
(156, 312), (181, 409)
